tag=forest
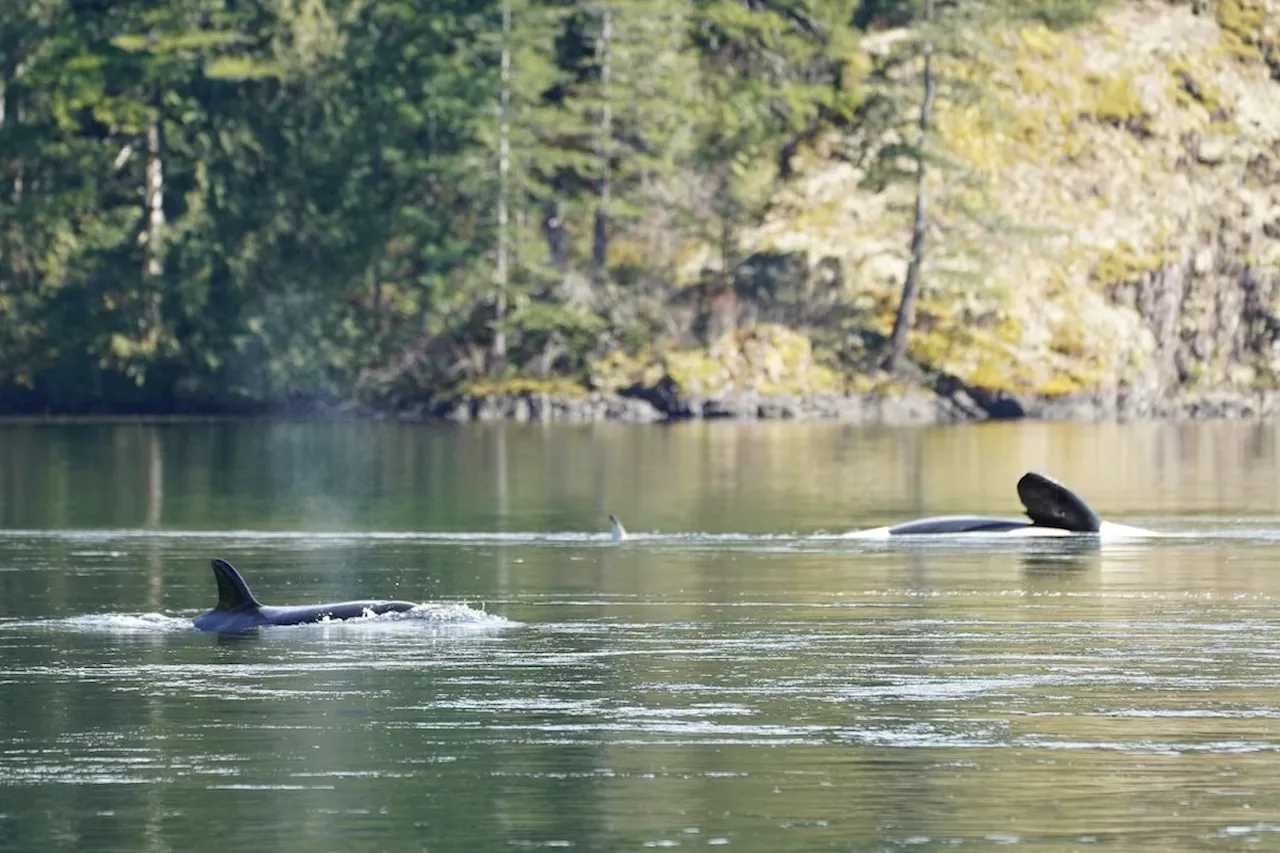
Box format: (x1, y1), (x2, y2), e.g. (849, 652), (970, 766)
(2, 0), (1127, 414)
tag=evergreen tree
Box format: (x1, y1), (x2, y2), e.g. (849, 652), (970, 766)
(0, 0), (1111, 413)
(865, 0), (1111, 372)
(688, 0), (862, 335)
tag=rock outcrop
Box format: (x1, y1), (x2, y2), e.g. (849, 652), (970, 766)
(598, 0), (1280, 422)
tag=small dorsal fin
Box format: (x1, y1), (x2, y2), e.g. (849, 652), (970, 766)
(608, 514), (628, 542)
(211, 558), (262, 611)
(1016, 472), (1102, 533)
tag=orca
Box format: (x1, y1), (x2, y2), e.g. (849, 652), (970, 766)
(193, 558), (419, 632)
(844, 471), (1155, 539)
(609, 514), (628, 542)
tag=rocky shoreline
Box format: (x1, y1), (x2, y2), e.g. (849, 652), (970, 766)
(5, 385), (1280, 425)
(403, 384), (1280, 425)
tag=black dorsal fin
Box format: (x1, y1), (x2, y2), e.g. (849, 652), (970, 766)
(210, 558), (263, 611)
(1016, 472), (1102, 533)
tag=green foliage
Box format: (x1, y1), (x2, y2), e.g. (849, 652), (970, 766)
(855, 0), (1109, 31)
(502, 302), (609, 376)
(203, 57), (285, 80)
(0, 0), (1105, 413)
(684, 0), (863, 293)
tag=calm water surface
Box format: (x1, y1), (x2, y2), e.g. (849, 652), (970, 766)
(3, 420), (1280, 852)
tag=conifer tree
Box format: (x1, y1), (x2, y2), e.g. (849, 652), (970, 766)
(869, 0), (1110, 372)
(688, 0), (861, 323)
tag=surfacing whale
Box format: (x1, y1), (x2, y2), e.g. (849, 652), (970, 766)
(845, 472), (1154, 539)
(193, 558), (418, 632)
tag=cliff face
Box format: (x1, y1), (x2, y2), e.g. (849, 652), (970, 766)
(735, 0), (1280, 413)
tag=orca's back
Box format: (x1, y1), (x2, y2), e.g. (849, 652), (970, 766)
(887, 516), (1033, 536)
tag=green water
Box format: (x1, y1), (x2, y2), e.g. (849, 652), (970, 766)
(4, 420), (1280, 852)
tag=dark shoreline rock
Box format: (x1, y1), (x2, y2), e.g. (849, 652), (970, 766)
(410, 386), (1280, 425)
(427, 391), (665, 423)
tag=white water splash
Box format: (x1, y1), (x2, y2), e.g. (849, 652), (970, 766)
(0, 612), (194, 634)
(2, 603), (516, 634)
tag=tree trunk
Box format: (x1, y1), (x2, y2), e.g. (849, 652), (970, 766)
(367, 243), (387, 343)
(591, 5), (612, 279)
(719, 192), (738, 289)
(142, 115), (166, 347)
(545, 200), (568, 271)
(492, 1), (512, 366)
(883, 0), (934, 373)
(9, 62), (23, 203)
(145, 118), (165, 279)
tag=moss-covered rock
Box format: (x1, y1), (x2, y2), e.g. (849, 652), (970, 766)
(458, 377), (589, 400)
(1166, 55), (1234, 124)
(1216, 0), (1276, 64)
(1083, 70), (1153, 134)
(1090, 242), (1179, 288)
(589, 324), (844, 399)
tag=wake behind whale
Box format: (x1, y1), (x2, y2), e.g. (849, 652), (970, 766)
(191, 558), (489, 633)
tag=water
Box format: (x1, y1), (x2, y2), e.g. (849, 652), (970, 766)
(3, 420), (1280, 851)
